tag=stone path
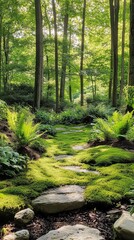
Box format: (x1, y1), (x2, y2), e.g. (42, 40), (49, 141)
(72, 144), (87, 150)
(32, 185), (85, 214)
(55, 154), (73, 161)
(37, 224), (104, 240)
(62, 166), (100, 174)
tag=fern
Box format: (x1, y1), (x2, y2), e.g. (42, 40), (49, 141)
(7, 109), (44, 148)
(90, 111), (134, 142)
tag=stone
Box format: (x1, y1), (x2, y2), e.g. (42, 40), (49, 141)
(32, 185), (85, 214)
(3, 230), (29, 240)
(37, 224), (104, 240)
(55, 155), (73, 161)
(72, 145), (87, 150)
(14, 208), (34, 225)
(114, 211), (134, 240)
(62, 166), (100, 174)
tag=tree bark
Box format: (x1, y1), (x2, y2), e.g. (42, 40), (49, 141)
(60, 1), (69, 106)
(129, 0), (134, 86)
(80, 0), (86, 106)
(3, 27), (9, 92)
(109, 0), (119, 107)
(0, 15), (2, 92)
(120, 0), (126, 103)
(52, 0), (59, 112)
(34, 0), (43, 109)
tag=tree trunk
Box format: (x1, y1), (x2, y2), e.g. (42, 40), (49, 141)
(109, 0), (114, 101)
(3, 27), (9, 92)
(34, 0), (43, 109)
(52, 0), (59, 112)
(109, 0), (119, 107)
(80, 0), (86, 106)
(68, 29), (72, 102)
(0, 15), (2, 92)
(120, 0), (126, 103)
(129, 0), (134, 86)
(60, 1), (69, 106)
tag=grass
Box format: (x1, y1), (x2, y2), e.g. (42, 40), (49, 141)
(0, 124), (134, 219)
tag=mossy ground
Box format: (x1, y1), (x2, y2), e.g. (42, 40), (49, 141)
(0, 124), (134, 219)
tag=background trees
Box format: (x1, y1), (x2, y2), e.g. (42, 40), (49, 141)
(0, 0), (132, 110)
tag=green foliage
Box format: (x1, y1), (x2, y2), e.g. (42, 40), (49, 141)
(0, 146), (27, 178)
(0, 100), (8, 120)
(7, 109), (44, 148)
(0, 133), (9, 147)
(126, 86), (134, 108)
(90, 111), (134, 141)
(35, 110), (58, 125)
(39, 124), (57, 136)
(79, 145), (134, 166)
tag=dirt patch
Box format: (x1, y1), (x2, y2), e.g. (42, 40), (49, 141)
(88, 139), (134, 150)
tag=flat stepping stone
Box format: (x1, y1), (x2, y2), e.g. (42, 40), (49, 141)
(32, 185), (85, 214)
(72, 144), (87, 150)
(37, 224), (104, 240)
(55, 127), (66, 131)
(62, 166), (100, 174)
(55, 155), (73, 161)
(62, 130), (83, 134)
(72, 125), (85, 129)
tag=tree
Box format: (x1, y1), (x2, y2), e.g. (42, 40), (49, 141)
(126, 0), (134, 112)
(120, 0), (126, 103)
(60, 0), (69, 106)
(129, 0), (134, 86)
(109, 0), (119, 107)
(52, 0), (59, 112)
(80, 0), (86, 106)
(34, 0), (43, 109)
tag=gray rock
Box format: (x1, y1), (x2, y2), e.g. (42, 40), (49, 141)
(114, 211), (134, 240)
(62, 166), (100, 174)
(72, 145), (87, 150)
(14, 208), (34, 225)
(55, 155), (73, 161)
(32, 185), (85, 214)
(3, 230), (29, 240)
(37, 224), (104, 240)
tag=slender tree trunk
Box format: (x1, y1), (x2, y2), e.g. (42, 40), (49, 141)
(120, 0), (126, 103)
(46, 55), (50, 100)
(129, 0), (134, 86)
(80, 0), (86, 106)
(52, 0), (59, 112)
(109, 0), (119, 107)
(3, 27), (9, 92)
(34, 0), (43, 109)
(109, 0), (114, 101)
(0, 15), (2, 92)
(68, 30), (72, 102)
(60, 1), (69, 105)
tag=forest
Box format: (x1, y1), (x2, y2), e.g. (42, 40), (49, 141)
(0, 0), (134, 240)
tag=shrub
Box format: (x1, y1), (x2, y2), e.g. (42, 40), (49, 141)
(0, 146), (27, 178)
(90, 111), (134, 141)
(7, 109), (44, 149)
(35, 110), (58, 125)
(39, 124), (57, 136)
(0, 100), (8, 120)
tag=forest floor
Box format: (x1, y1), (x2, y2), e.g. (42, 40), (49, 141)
(0, 123), (134, 239)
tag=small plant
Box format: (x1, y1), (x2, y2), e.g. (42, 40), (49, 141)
(7, 109), (44, 149)
(0, 100), (8, 120)
(90, 111), (134, 142)
(39, 124), (57, 136)
(0, 146), (27, 177)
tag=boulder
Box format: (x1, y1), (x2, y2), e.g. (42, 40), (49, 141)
(14, 208), (34, 225)
(32, 185), (85, 214)
(114, 211), (134, 240)
(37, 224), (104, 240)
(3, 230), (29, 240)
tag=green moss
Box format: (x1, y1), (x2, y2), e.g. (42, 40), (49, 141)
(0, 125), (134, 218)
(80, 145), (134, 166)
